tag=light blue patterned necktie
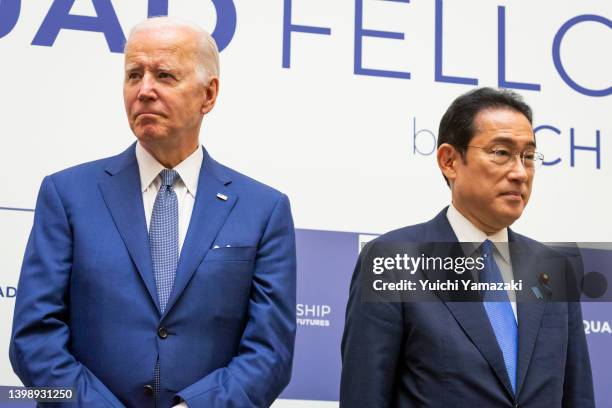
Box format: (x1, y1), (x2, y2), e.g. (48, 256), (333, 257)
(150, 169), (180, 314)
(480, 239), (518, 394)
(150, 168), (179, 402)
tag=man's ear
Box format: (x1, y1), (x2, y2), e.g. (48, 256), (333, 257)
(201, 77), (219, 115)
(437, 143), (461, 185)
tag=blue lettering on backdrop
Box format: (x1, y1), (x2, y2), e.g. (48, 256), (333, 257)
(0, 287), (17, 298)
(534, 125), (562, 166)
(434, 0), (478, 86)
(0, 0), (20, 38)
(282, 0), (331, 68)
(553, 15), (612, 98)
(29, 0), (236, 53)
(571, 128), (601, 169)
(497, 6), (541, 91)
(413, 117), (437, 155)
(0, 2), (608, 95)
(354, 0), (411, 79)
(148, 0), (169, 16)
(32, 0), (125, 53)
(208, 0), (236, 52)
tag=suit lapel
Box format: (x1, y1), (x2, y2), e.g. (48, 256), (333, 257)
(162, 149), (237, 318)
(98, 144), (160, 313)
(444, 301), (515, 396)
(423, 209), (516, 398)
(511, 233), (546, 396)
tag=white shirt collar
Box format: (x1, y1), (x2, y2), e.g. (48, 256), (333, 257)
(446, 203), (511, 263)
(135, 141), (203, 197)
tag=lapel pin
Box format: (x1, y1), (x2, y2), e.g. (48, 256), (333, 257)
(538, 272), (553, 299)
(216, 193), (228, 201)
(531, 286), (544, 300)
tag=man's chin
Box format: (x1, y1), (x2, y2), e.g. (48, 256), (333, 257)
(494, 207), (524, 229)
(134, 128), (169, 142)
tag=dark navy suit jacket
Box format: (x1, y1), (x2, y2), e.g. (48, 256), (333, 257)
(9, 144), (297, 407)
(340, 208), (594, 407)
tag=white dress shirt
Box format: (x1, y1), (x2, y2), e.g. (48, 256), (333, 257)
(135, 142), (203, 254)
(446, 203), (518, 321)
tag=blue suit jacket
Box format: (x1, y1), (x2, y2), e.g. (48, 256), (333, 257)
(340, 208), (594, 407)
(9, 144), (297, 407)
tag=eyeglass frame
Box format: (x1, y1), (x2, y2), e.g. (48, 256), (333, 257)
(462, 145), (545, 168)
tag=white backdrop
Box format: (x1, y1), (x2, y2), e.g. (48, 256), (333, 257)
(1, 1), (610, 406)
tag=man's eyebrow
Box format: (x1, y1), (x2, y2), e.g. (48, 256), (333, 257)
(124, 63), (179, 72)
(124, 63), (142, 71)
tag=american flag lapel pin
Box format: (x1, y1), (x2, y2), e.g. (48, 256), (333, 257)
(216, 193), (228, 201)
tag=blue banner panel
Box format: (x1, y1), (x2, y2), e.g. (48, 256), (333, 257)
(280, 229), (358, 401)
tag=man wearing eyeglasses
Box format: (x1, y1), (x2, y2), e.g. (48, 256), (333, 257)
(340, 87), (594, 407)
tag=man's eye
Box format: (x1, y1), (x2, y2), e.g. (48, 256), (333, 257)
(523, 152), (536, 161)
(159, 72), (174, 79)
(127, 72), (141, 80)
(493, 149), (511, 158)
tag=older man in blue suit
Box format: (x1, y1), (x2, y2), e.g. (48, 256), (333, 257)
(341, 88), (594, 407)
(10, 17), (296, 408)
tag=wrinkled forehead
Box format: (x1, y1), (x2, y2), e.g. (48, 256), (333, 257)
(124, 27), (199, 64)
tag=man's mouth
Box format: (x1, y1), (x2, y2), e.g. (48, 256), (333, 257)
(137, 112), (162, 117)
(500, 191), (523, 200)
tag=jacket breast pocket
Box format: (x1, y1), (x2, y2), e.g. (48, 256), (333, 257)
(204, 246), (257, 262)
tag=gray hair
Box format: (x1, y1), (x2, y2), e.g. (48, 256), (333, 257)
(126, 16), (220, 83)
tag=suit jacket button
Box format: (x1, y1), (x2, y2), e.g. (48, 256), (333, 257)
(158, 327), (169, 339)
(143, 385), (154, 397)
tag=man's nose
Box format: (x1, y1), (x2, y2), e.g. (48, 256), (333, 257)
(507, 154), (529, 182)
(137, 73), (157, 101)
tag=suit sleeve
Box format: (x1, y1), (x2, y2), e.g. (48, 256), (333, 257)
(339, 246), (404, 408)
(175, 193), (297, 408)
(9, 176), (124, 408)
(562, 301), (595, 408)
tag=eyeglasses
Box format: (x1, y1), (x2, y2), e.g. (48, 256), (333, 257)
(464, 146), (544, 169)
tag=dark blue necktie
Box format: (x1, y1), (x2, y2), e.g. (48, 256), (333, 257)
(480, 239), (518, 394)
(149, 169), (180, 401)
